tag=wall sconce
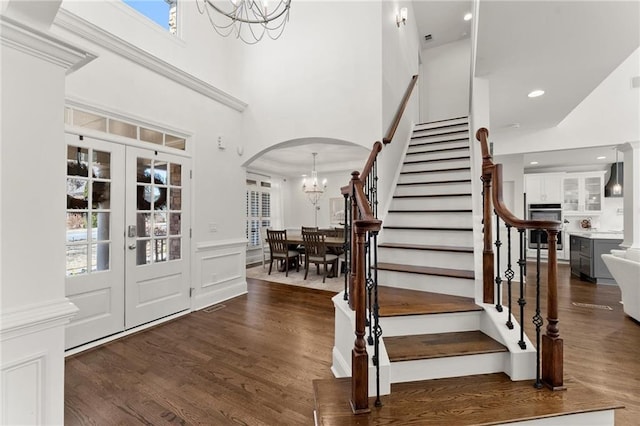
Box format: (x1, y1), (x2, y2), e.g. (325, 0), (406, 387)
(396, 7), (407, 27)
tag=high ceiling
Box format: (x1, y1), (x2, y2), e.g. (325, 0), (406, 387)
(247, 1), (640, 177)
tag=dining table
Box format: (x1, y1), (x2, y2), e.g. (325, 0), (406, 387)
(266, 232), (345, 276)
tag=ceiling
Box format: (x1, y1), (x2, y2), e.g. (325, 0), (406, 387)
(247, 1), (639, 177)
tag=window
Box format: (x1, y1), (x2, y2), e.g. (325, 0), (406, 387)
(123, 0), (177, 34)
(65, 106), (187, 152)
(246, 178), (271, 247)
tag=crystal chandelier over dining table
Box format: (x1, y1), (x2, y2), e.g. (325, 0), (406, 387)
(197, 0), (292, 44)
(302, 152), (327, 206)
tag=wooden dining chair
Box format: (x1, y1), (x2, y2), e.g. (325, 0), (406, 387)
(266, 229), (299, 277)
(260, 226), (270, 269)
(302, 230), (338, 283)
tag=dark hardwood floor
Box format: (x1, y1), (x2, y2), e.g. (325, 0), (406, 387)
(65, 263), (640, 425)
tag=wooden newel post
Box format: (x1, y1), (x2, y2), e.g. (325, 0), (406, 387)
(351, 222), (370, 414)
(476, 128), (495, 304)
(542, 229), (564, 390)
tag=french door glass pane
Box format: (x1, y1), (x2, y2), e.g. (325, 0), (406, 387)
(169, 238), (181, 260)
(67, 145), (112, 276)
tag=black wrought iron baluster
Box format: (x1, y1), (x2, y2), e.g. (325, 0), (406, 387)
(505, 224), (514, 329)
(366, 230), (374, 345)
(517, 228), (527, 349)
(371, 230), (382, 407)
(533, 230), (544, 388)
(372, 159), (378, 218)
(494, 212), (503, 312)
(343, 193), (350, 300)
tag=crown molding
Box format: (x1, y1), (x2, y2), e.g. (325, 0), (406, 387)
(0, 14), (95, 72)
(54, 8), (247, 112)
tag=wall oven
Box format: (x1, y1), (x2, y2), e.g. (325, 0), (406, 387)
(528, 203), (563, 250)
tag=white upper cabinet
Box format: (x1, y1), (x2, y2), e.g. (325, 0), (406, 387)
(525, 173), (563, 204)
(562, 172), (605, 213)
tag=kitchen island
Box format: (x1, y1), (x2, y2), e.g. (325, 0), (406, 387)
(569, 231), (623, 284)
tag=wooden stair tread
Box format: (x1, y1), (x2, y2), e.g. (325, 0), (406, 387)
(376, 286), (480, 317)
(378, 243), (473, 253)
(397, 179), (471, 186)
(406, 146), (469, 155)
(313, 374), (624, 426)
(400, 167), (470, 175)
(383, 226), (473, 231)
(409, 137), (469, 147)
(384, 331), (508, 362)
(393, 193), (471, 198)
(388, 209), (472, 213)
(376, 262), (474, 280)
(415, 115), (468, 126)
(404, 156), (469, 164)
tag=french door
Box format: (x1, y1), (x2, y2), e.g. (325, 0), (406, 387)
(65, 135), (190, 349)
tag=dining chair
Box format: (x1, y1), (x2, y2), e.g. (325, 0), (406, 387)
(301, 226), (318, 233)
(267, 229), (300, 276)
(302, 230), (338, 283)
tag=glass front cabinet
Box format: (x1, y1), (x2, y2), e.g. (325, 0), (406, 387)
(562, 172), (604, 213)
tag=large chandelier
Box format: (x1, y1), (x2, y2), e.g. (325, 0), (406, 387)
(302, 152), (327, 225)
(197, 0), (292, 44)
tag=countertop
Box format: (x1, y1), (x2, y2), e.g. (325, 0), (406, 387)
(569, 231), (624, 240)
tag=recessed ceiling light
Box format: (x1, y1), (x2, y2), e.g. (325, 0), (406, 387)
(597, 156), (606, 160)
(530, 161), (539, 165)
(528, 90), (545, 98)
(463, 13), (472, 21)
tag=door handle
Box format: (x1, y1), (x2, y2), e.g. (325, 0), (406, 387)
(128, 244), (136, 250)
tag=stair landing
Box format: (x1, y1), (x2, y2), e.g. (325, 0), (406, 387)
(313, 374), (623, 425)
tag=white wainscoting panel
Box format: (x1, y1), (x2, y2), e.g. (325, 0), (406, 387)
(1, 298), (77, 425)
(194, 239), (248, 310)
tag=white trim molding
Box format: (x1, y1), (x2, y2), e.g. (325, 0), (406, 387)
(0, 14), (96, 73)
(53, 8), (248, 112)
(0, 298), (78, 342)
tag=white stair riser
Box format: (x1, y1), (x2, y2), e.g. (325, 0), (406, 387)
(398, 170), (471, 184)
(414, 118), (468, 131)
(384, 212), (472, 228)
(389, 352), (508, 384)
(381, 228), (474, 246)
(407, 139), (469, 153)
(380, 311), (481, 337)
(394, 182), (472, 196)
(402, 158), (470, 173)
(390, 196), (472, 210)
(410, 132), (469, 145)
(412, 124), (469, 137)
(378, 248), (474, 270)
(405, 150), (469, 162)
(376, 270), (475, 298)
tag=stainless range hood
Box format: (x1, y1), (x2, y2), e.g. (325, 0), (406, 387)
(604, 162), (623, 197)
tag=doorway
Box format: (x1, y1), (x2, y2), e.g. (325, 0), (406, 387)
(65, 134), (191, 349)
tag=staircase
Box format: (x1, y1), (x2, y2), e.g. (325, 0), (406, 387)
(322, 117), (620, 424)
(374, 117), (516, 384)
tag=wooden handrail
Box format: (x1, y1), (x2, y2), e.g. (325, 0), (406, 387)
(475, 127), (564, 390)
(383, 74), (419, 144)
(341, 142), (383, 196)
(475, 128), (562, 231)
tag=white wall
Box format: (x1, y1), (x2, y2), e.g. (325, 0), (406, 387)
(492, 47), (640, 156)
(419, 38), (472, 123)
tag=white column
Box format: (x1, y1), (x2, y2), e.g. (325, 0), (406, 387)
(620, 141), (640, 256)
(0, 13), (93, 425)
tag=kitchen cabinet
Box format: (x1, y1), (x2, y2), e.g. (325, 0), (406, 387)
(570, 233), (623, 284)
(562, 172), (605, 213)
(525, 173), (563, 204)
